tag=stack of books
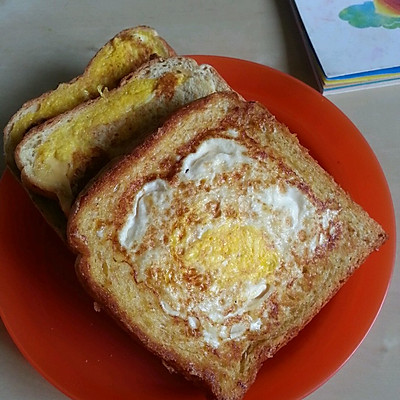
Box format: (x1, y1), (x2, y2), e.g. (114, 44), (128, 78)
(291, 0), (400, 93)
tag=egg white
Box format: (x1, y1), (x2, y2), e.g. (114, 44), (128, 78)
(118, 137), (339, 347)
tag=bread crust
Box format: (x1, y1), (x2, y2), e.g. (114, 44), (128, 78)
(68, 92), (387, 400)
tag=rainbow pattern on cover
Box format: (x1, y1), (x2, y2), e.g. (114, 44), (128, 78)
(291, 0), (400, 93)
(340, 0), (400, 29)
(374, 0), (400, 17)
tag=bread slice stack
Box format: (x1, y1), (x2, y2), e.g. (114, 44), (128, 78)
(15, 57), (232, 215)
(4, 27), (232, 236)
(68, 92), (387, 400)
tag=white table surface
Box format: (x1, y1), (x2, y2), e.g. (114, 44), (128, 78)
(0, 1), (398, 399)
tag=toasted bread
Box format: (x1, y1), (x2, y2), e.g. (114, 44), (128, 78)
(4, 26), (176, 173)
(67, 91), (387, 400)
(15, 56), (233, 218)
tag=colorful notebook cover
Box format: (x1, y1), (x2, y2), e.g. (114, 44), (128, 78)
(291, 0), (400, 93)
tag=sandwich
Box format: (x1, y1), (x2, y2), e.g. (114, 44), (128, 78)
(67, 91), (387, 400)
(4, 26), (176, 174)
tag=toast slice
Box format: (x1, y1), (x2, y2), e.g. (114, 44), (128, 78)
(68, 92), (387, 400)
(4, 26), (176, 173)
(15, 56), (233, 216)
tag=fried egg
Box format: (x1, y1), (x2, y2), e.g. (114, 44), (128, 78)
(118, 137), (339, 348)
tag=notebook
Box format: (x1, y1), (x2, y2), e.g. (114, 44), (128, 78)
(291, 0), (400, 93)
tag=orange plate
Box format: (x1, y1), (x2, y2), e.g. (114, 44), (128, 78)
(0, 56), (396, 400)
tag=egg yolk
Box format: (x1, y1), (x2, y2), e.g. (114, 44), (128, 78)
(172, 223), (278, 288)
